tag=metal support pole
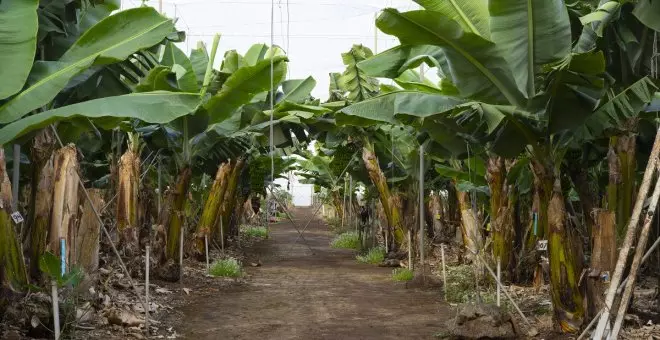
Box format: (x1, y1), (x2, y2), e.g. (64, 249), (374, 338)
(349, 175), (353, 231)
(11, 144), (19, 209)
(145, 245), (150, 335)
(418, 144), (424, 273)
(157, 157), (162, 221)
(220, 219), (225, 252)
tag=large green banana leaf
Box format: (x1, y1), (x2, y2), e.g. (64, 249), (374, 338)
(413, 0), (490, 39)
(576, 77), (657, 139)
(0, 7), (175, 124)
(281, 77), (316, 103)
(358, 45), (450, 79)
(376, 9), (524, 107)
(489, 0), (572, 98)
(161, 42), (199, 92)
(0, 0), (39, 100)
(337, 91), (465, 126)
(0, 92), (200, 145)
(633, 0), (660, 32)
(204, 56), (288, 124)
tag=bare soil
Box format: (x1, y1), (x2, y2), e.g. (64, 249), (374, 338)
(164, 207), (448, 339)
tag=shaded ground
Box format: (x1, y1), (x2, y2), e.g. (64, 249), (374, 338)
(168, 207), (448, 339)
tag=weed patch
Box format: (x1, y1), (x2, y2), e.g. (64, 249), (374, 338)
(330, 231), (360, 249)
(241, 225), (269, 239)
(392, 268), (414, 281)
(356, 246), (385, 264)
(209, 258), (243, 278)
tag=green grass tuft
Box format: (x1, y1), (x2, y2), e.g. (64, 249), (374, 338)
(241, 225), (269, 239)
(392, 268), (414, 281)
(330, 231), (360, 249)
(356, 246), (385, 264)
(209, 258), (243, 278)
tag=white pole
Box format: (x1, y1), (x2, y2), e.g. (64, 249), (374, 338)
(441, 244), (447, 300)
(145, 245), (150, 334)
(205, 235), (209, 271)
(51, 281), (60, 340)
(158, 0), (163, 13)
(496, 256), (501, 307)
(374, 12), (378, 54)
(419, 145), (424, 274)
(408, 229), (413, 271)
(220, 219), (225, 252)
(157, 158), (161, 220)
(179, 226), (184, 279)
(349, 175), (354, 231)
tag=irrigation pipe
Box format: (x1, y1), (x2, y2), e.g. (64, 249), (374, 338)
(49, 125), (149, 320)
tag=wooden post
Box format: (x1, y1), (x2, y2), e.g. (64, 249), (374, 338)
(145, 245), (150, 335)
(594, 128), (660, 339)
(220, 219), (225, 252)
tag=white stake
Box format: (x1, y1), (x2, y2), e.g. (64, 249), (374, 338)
(51, 281), (60, 340)
(205, 235), (209, 271)
(496, 256), (501, 307)
(179, 226), (184, 280)
(145, 245), (150, 335)
(408, 229), (413, 271)
(441, 244), (447, 300)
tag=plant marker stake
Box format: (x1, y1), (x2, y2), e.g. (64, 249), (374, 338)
(533, 212), (538, 237)
(496, 256), (501, 307)
(205, 235), (209, 271)
(51, 281), (60, 340)
(60, 238), (66, 276)
(145, 245), (150, 335)
(441, 244), (447, 301)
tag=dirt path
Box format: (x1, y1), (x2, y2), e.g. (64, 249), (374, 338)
(175, 207), (448, 339)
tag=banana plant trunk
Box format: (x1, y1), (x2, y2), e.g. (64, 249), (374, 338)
(76, 189), (104, 274)
(608, 131), (637, 242)
(487, 157), (515, 276)
(362, 140), (404, 247)
(218, 157), (245, 244)
(332, 190), (344, 220)
(49, 145), (79, 270)
(0, 146), (28, 296)
(116, 147), (140, 256)
(163, 167), (192, 262)
(25, 129), (55, 282)
(456, 186), (483, 257)
(532, 160), (584, 333)
(194, 161), (231, 258)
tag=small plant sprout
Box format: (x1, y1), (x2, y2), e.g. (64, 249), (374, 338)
(391, 268), (414, 282)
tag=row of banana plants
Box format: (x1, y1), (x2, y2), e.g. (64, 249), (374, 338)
(0, 0), (321, 309)
(294, 0), (660, 335)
